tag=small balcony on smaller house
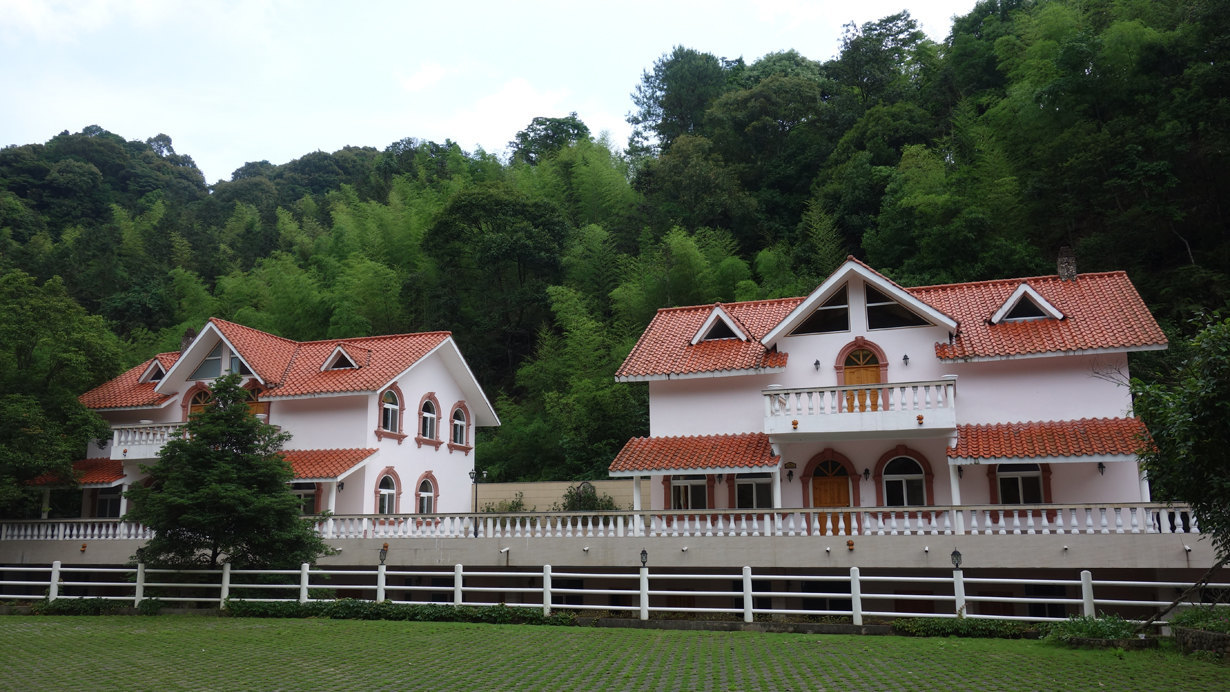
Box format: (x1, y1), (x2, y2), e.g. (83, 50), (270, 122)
(764, 378), (957, 441)
(109, 422), (186, 461)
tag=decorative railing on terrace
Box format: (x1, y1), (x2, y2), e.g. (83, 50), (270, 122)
(110, 422), (186, 460)
(1, 503), (1197, 542)
(763, 378), (957, 437)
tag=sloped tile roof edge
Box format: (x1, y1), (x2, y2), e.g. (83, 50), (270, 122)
(947, 418), (1148, 460)
(609, 433), (780, 475)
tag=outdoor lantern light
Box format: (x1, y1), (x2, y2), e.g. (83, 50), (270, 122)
(337, 481), (344, 491)
(957, 466), (963, 478)
(902, 354), (910, 365)
(379, 543), (388, 565)
(950, 549), (963, 569)
(1097, 462), (1106, 476)
(862, 468), (871, 481)
(640, 548), (648, 568)
(786, 469), (794, 482)
(813, 359), (821, 370)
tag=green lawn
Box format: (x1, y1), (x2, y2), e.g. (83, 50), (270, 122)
(0, 616), (1223, 691)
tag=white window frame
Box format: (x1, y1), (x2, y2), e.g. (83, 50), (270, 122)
(670, 475), (707, 510)
(417, 479), (434, 514)
(451, 409), (467, 445)
(997, 463), (1043, 504)
(883, 457), (926, 507)
(420, 400), (437, 439)
(735, 473), (773, 509)
(381, 390), (400, 433)
(377, 476), (396, 514)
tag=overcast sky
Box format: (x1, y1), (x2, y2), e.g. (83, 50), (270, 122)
(1, 0), (978, 185)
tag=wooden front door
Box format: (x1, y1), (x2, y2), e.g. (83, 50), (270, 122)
(811, 460), (854, 535)
(843, 349), (881, 411)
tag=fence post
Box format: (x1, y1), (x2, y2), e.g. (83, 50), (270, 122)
(1080, 569), (1095, 616)
(850, 566), (862, 626)
(220, 563), (231, 607)
(742, 566), (753, 624)
(134, 563), (145, 607)
(454, 564), (464, 606)
(376, 564), (386, 603)
(639, 565), (649, 621)
(48, 561), (61, 602)
(953, 568), (966, 617)
(299, 563), (310, 604)
(542, 565), (552, 617)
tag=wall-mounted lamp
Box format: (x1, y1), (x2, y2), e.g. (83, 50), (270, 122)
(950, 549), (963, 569)
(716, 474), (724, 483)
(337, 481), (345, 491)
(862, 468), (871, 481)
(813, 359), (821, 370)
(640, 548), (648, 568)
(379, 542), (388, 565)
(786, 469), (794, 482)
(1096, 462), (1106, 476)
(957, 466), (963, 479)
(902, 354), (910, 366)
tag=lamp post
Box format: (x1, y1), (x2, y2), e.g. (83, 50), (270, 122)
(950, 548), (962, 570)
(469, 469), (486, 537)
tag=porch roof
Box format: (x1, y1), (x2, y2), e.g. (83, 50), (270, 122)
(30, 458), (125, 488)
(283, 448), (377, 482)
(609, 433), (780, 476)
(947, 417), (1147, 463)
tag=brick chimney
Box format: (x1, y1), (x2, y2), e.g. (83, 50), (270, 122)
(1057, 246), (1077, 281)
(180, 327), (197, 352)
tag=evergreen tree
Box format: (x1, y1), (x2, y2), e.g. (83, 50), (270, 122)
(124, 374), (331, 568)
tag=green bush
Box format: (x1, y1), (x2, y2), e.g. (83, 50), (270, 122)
(482, 492), (534, 513)
(892, 617), (1047, 639)
(1045, 614), (1135, 642)
(137, 598), (163, 616)
(1171, 607), (1230, 634)
(33, 598), (128, 616)
(222, 599), (576, 627)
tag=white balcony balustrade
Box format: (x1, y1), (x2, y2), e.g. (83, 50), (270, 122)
(110, 422), (186, 460)
(764, 378), (957, 440)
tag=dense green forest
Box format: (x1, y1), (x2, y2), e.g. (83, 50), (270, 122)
(1, 0), (1227, 507)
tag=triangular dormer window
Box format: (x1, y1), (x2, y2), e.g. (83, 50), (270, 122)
(790, 285), (849, 335)
(140, 362), (165, 383)
(691, 306), (748, 345)
(189, 342), (252, 379)
(865, 285), (929, 329)
(322, 345), (359, 371)
(991, 284), (1063, 324)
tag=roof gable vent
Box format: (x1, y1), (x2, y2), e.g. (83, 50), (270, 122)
(691, 306), (749, 345)
(322, 345), (360, 371)
(991, 284), (1064, 324)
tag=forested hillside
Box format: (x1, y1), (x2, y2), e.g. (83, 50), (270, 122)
(1, 0), (1226, 506)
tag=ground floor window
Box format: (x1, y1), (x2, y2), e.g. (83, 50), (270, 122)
(735, 473), (772, 509)
(95, 486), (122, 518)
(417, 479), (434, 514)
(997, 463), (1043, 504)
(378, 476), (396, 514)
(670, 475), (707, 510)
(291, 482), (317, 514)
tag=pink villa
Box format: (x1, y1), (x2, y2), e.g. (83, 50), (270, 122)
(58, 318), (499, 522)
(610, 255), (1166, 526)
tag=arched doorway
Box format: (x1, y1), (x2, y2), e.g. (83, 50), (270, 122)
(811, 458), (854, 535)
(843, 348), (882, 411)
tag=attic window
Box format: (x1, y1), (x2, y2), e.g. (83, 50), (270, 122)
(991, 284), (1064, 324)
(865, 285), (929, 329)
(703, 320), (737, 340)
(189, 343), (223, 379)
(323, 347), (358, 370)
(147, 364), (165, 382)
(790, 286), (848, 335)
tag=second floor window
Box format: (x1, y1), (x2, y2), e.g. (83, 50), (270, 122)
(451, 409), (467, 445)
(671, 475), (707, 510)
(377, 476), (396, 514)
(381, 390), (400, 433)
(883, 457), (925, 507)
(418, 479), (434, 514)
(736, 473), (772, 509)
(421, 400), (437, 439)
(998, 464), (1043, 504)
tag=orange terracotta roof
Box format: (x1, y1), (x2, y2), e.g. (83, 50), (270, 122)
(609, 433), (780, 474)
(282, 448), (377, 480)
(910, 272), (1167, 360)
(78, 354), (179, 409)
(213, 319), (299, 385)
(948, 418), (1148, 460)
(615, 299), (800, 379)
(31, 458), (125, 486)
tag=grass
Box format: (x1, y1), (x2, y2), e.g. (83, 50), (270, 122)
(0, 615), (1225, 691)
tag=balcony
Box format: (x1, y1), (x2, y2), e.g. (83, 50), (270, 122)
(763, 378), (956, 440)
(110, 422), (186, 460)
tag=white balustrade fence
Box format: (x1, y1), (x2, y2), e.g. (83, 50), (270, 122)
(3, 504), (1197, 541)
(765, 379), (957, 418)
(2, 561), (1224, 628)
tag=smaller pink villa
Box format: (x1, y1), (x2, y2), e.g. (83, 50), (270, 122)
(64, 318), (499, 520)
(609, 255), (1167, 529)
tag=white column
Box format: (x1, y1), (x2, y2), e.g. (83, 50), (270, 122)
(772, 469), (783, 509)
(1139, 472), (1151, 502)
(949, 461), (965, 535)
(632, 476), (642, 511)
(40, 488), (51, 519)
(327, 482), (338, 513)
(117, 484), (129, 518)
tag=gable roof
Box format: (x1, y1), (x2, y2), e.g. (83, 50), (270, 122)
(615, 299), (799, 381)
(608, 433), (780, 476)
(81, 319), (499, 425)
(79, 353), (179, 410)
(948, 418), (1147, 462)
(911, 272), (1167, 360)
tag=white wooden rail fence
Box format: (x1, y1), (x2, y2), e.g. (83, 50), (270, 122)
(0, 503), (1199, 541)
(1, 562), (1224, 628)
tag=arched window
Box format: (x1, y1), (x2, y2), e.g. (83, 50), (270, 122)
(883, 457), (925, 507)
(420, 400), (437, 439)
(381, 390), (400, 433)
(997, 463), (1043, 504)
(451, 409), (467, 445)
(377, 476), (397, 514)
(188, 390), (213, 416)
(417, 479), (434, 514)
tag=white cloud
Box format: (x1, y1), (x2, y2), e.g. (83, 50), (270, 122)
(399, 62), (449, 93)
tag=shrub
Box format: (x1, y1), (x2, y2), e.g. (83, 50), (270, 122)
(222, 599), (577, 626)
(892, 617), (1046, 639)
(1045, 614), (1135, 642)
(33, 598), (127, 616)
(1172, 607), (1230, 634)
(551, 483), (620, 512)
(482, 492), (534, 513)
